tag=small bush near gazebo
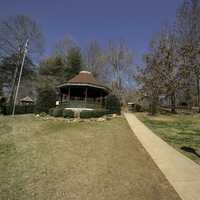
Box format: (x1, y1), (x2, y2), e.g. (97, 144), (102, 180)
(49, 108), (54, 116)
(105, 94), (121, 114)
(52, 108), (63, 117)
(36, 87), (57, 113)
(49, 107), (74, 118)
(80, 109), (109, 119)
(63, 109), (74, 118)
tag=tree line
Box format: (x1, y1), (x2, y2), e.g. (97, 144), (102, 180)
(135, 0), (200, 115)
(1, 0), (198, 114)
(0, 15), (134, 112)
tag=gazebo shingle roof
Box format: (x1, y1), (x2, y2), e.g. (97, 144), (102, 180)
(68, 71), (100, 85)
(20, 96), (34, 102)
(58, 71), (111, 92)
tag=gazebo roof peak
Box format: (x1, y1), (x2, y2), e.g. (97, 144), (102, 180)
(20, 96), (34, 102)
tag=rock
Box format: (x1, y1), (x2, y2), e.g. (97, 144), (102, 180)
(90, 118), (96, 122)
(72, 119), (79, 123)
(112, 114), (117, 118)
(97, 117), (106, 122)
(65, 119), (71, 123)
(105, 116), (112, 120)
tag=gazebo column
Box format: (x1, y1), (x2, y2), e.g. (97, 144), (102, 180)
(68, 87), (71, 101)
(100, 92), (103, 106)
(85, 87), (88, 104)
(60, 93), (63, 103)
(59, 89), (63, 103)
(100, 96), (103, 106)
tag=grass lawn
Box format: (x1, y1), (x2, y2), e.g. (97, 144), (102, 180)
(0, 115), (180, 200)
(136, 112), (200, 165)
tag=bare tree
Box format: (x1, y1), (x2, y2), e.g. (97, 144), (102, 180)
(176, 0), (200, 110)
(52, 36), (77, 59)
(135, 26), (180, 114)
(84, 40), (108, 82)
(135, 0), (200, 114)
(107, 40), (133, 102)
(0, 15), (44, 58)
(0, 15), (44, 103)
(155, 26), (180, 113)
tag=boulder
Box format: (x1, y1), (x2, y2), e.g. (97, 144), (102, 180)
(97, 117), (106, 122)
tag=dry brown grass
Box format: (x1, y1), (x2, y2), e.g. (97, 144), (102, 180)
(0, 115), (180, 200)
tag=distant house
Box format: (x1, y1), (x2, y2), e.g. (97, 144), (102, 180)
(57, 71), (111, 109)
(20, 96), (34, 105)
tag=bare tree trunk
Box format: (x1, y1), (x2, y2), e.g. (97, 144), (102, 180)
(171, 92), (176, 113)
(150, 96), (158, 115)
(0, 81), (3, 96)
(196, 76), (200, 112)
(7, 66), (19, 104)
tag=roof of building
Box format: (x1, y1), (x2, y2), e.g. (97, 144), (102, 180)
(20, 96), (34, 102)
(68, 71), (99, 85)
(58, 71), (111, 92)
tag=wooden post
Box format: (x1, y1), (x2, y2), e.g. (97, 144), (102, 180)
(60, 92), (63, 103)
(85, 87), (88, 105)
(68, 87), (71, 101)
(100, 92), (103, 106)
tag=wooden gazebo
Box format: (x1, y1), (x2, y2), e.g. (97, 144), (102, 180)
(57, 71), (111, 108)
(20, 96), (34, 105)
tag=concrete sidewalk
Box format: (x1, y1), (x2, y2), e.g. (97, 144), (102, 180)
(125, 113), (200, 200)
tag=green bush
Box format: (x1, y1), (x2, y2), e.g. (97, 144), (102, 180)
(135, 104), (142, 112)
(63, 109), (74, 118)
(36, 87), (57, 113)
(49, 108), (55, 116)
(39, 112), (47, 117)
(2, 105), (12, 115)
(52, 108), (63, 117)
(105, 94), (121, 114)
(2, 104), (35, 115)
(80, 109), (109, 119)
(0, 97), (6, 114)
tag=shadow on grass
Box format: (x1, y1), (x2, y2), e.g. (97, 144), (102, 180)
(181, 146), (200, 158)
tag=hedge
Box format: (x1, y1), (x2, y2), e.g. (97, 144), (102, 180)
(52, 108), (63, 117)
(49, 108), (55, 116)
(80, 109), (109, 119)
(2, 105), (35, 115)
(49, 107), (110, 119)
(63, 109), (74, 118)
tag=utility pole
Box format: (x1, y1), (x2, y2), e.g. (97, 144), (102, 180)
(12, 39), (29, 116)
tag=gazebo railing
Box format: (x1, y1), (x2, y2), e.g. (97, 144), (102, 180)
(60, 99), (103, 109)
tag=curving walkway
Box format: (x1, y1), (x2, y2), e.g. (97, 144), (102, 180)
(125, 113), (200, 200)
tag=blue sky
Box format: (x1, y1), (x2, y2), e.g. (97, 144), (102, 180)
(0, 0), (183, 64)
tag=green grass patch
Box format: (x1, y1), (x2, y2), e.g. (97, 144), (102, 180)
(136, 113), (200, 164)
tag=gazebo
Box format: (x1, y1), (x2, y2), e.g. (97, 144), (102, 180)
(20, 96), (34, 105)
(57, 71), (111, 109)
